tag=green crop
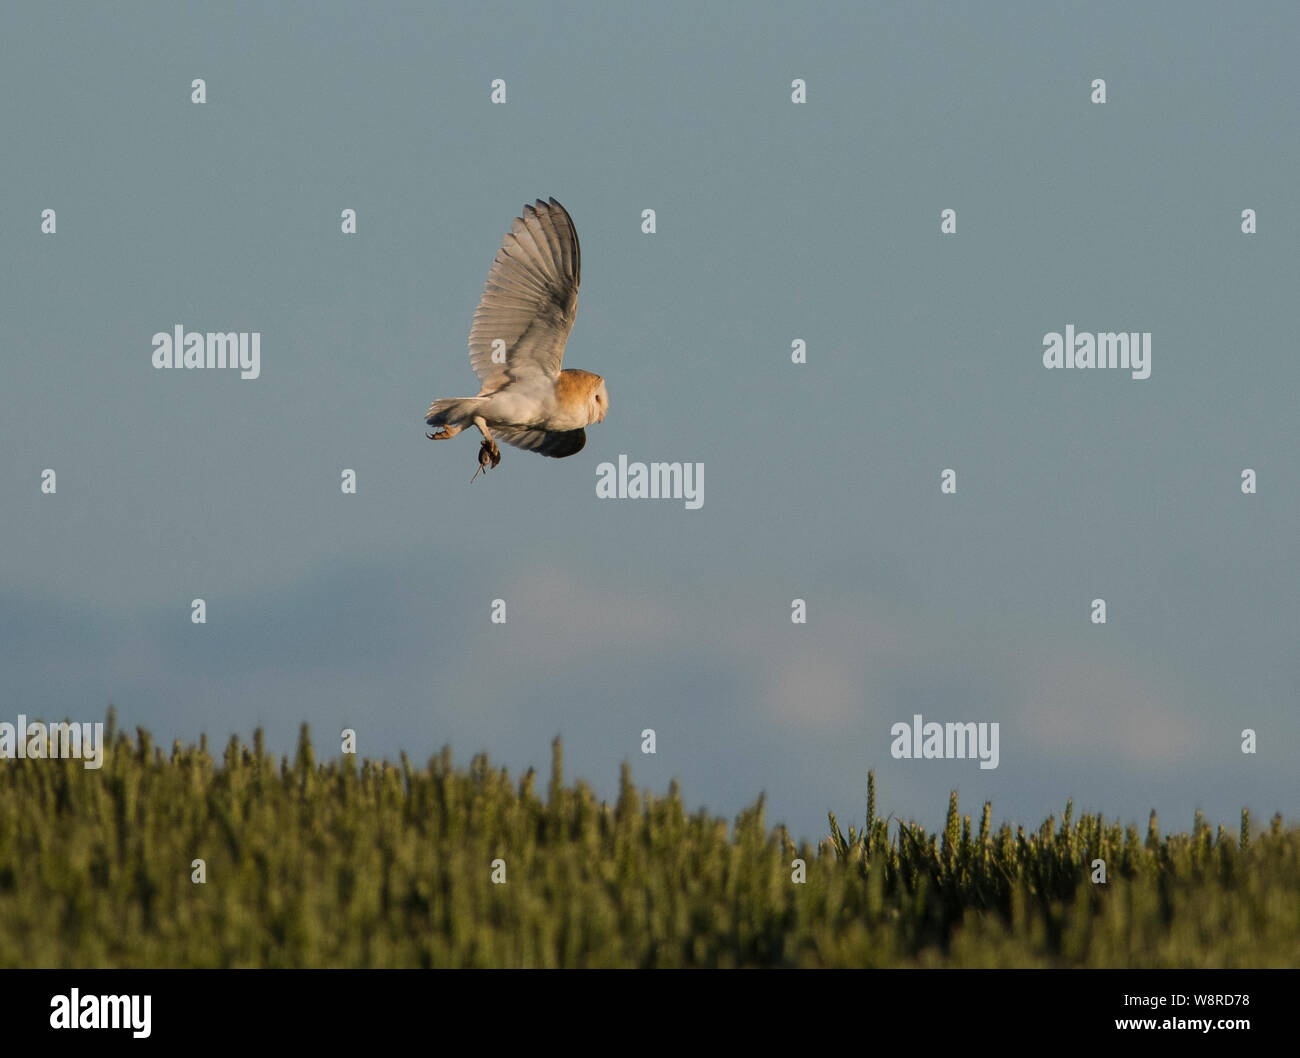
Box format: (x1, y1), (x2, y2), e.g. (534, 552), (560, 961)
(0, 710), (1294, 967)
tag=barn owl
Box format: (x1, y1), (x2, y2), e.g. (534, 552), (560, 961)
(425, 197), (608, 481)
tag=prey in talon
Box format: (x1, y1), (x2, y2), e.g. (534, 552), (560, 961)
(471, 438), (501, 483)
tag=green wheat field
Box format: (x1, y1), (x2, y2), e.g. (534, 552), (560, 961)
(1, 711), (1295, 968)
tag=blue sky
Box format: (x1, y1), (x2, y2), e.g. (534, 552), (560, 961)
(2, 1), (1297, 840)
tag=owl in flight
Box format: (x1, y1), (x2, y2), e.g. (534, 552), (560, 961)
(426, 197), (608, 481)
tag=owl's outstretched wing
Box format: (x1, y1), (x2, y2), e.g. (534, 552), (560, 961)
(493, 426), (587, 459)
(467, 198), (581, 393)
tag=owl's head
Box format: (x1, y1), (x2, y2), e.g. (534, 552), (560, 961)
(557, 368), (609, 427)
(590, 376), (609, 424)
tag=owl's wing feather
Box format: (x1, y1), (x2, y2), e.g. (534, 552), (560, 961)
(494, 426), (587, 459)
(468, 198), (581, 392)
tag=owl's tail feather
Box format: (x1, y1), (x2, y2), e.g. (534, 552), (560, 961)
(426, 396), (487, 428)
